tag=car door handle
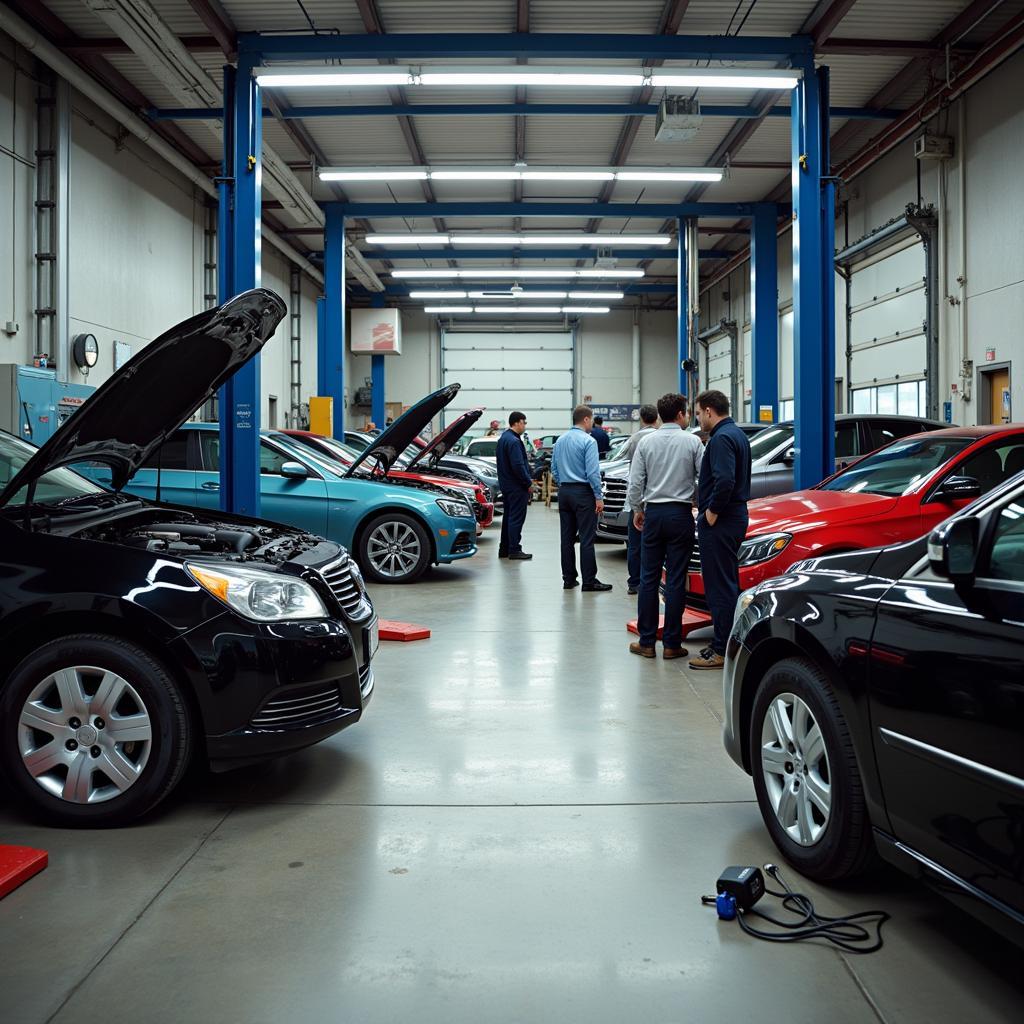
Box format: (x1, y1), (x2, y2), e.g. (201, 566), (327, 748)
(201, 482), (220, 491)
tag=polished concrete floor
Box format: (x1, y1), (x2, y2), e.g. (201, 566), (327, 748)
(2, 508), (1022, 1023)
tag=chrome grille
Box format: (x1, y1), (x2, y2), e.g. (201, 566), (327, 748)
(602, 477), (628, 514)
(320, 557), (365, 618)
(252, 684), (343, 728)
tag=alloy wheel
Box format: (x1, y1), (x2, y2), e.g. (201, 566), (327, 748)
(367, 521), (423, 579)
(759, 691), (832, 846)
(17, 665), (153, 805)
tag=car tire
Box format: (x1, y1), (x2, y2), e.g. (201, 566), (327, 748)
(749, 656), (873, 881)
(357, 512), (432, 584)
(0, 635), (192, 827)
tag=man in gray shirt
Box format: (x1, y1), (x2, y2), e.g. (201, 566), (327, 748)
(622, 404), (659, 594)
(626, 393), (703, 660)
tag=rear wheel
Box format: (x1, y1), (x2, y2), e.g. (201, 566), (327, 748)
(749, 656), (873, 880)
(357, 513), (431, 584)
(0, 635), (192, 827)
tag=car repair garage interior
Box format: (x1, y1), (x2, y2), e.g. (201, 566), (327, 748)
(1, 1), (1023, 1021)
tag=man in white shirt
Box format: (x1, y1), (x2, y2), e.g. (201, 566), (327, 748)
(626, 393), (703, 659)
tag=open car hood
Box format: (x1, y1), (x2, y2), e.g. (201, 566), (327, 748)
(405, 408), (483, 471)
(0, 289), (286, 505)
(345, 383), (460, 478)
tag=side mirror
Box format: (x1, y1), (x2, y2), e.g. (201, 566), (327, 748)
(933, 475), (982, 503)
(927, 516), (980, 584)
(280, 461), (309, 480)
(781, 448), (795, 465)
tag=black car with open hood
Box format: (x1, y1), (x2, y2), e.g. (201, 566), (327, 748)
(0, 290), (377, 828)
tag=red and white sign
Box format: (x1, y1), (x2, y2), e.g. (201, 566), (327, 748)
(986, 348), (997, 362)
(351, 308), (402, 355)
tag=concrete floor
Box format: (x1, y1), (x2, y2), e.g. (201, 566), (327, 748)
(2, 508), (1022, 1024)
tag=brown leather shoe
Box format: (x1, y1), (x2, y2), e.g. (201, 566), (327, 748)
(629, 642), (656, 659)
(662, 646), (689, 659)
(689, 648), (725, 670)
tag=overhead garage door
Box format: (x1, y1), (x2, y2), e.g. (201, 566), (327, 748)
(441, 329), (574, 436)
(703, 326), (737, 414)
(847, 236), (927, 415)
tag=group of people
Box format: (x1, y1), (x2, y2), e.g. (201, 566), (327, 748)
(491, 393), (752, 670)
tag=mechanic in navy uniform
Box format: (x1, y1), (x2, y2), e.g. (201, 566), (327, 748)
(591, 415), (612, 456)
(496, 411), (535, 560)
(690, 390), (752, 670)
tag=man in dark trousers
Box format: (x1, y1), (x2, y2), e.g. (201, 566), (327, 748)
(496, 411), (534, 560)
(591, 415), (611, 456)
(550, 405), (612, 591)
(622, 404), (659, 594)
(690, 390), (752, 669)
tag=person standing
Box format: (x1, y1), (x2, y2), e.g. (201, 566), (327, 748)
(625, 394), (703, 659)
(690, 390), (752, 670)
(622, 404), (660, 594)
(591, 416), (611, 456)
(550, 406), (612, 592)
(496, 411), (534, 561)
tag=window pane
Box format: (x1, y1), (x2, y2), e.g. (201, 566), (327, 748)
(142, 434), (188, 470)
(876, 384), (898, 415)
(259, 443), (289, 475)
(852, 388), (873, 413)
(835, 422), (858, 457)
(987, 499), (1024, 581)
(898, 380), (920, 416)
(200, 433), (219, 470)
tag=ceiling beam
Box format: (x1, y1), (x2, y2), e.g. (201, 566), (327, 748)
(63, 35), (222, 54)
(185, 0), (235, 57)
(513, 0), (530, 214)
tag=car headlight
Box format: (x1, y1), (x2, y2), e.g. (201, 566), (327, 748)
(186, 562), (329, 621)
(737, 532), (793, 566)
(436, 497), (473, 518)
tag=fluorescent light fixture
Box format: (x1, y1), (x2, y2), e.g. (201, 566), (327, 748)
(321, 166), (722, 184)
(424, 306), (474, 313)
(418, 69), (645, 87)
(561, 306), (611, 314)
(567, 291), (624, 299)
(409, 290), (467, 298)
(320, 167), (428, 181)
(392, 268), (644, 279)
(616, 170), (723, 182)
(423, 305), (612, 315)
(448, 234), (671, 246)
(651, 68), (801, 89)
(366, 234), (450, 244)
(468, 290), (568, 299)
(476, 306), (565, 313)
(255, 69), (412, 87)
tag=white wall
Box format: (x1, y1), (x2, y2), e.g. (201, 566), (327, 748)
(700, 48), (1024, 427)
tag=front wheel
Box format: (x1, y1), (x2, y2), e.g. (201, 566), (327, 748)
(0, 635), (192, 827)
(749, 656), (874, 880)
(357, 513), (431, 584)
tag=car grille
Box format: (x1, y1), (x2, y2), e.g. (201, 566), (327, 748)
(452, 531), (474, 553)
(601, 476), (628, 514)
(251, 683), (343, 729)
(320, 557), (366, 618)
(359, 663), (373, 699)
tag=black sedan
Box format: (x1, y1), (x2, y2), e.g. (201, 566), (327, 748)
(723, 472), (1024, 944)
(0, 290), (376, 827)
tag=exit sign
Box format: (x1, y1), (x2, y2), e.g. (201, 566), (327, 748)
(986, 349), (997, 361)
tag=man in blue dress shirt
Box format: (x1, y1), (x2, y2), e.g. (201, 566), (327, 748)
(550, 406), (612, 592)
(496, 411), (535, 560)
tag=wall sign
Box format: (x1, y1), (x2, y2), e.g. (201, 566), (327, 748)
(590, 403), (641, 421)
(986, 349), (997, 362)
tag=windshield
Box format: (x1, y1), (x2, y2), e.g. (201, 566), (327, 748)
(819, 435), (974, 496)
(749, 424), (794, 460)
(0, 432), (106, 507)
(469, 440), (499, 457)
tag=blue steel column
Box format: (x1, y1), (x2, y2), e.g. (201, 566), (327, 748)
(791, 61), (834, 490)
(370, 294), (386, 427)
(218, 59), (262, 516)
(316, 295), (326, 400)
(750, 204), (779, 425)
(323, 205), (346, 439)
(677, 218), (687, 395)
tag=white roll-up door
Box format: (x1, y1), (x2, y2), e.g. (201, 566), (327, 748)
(848, 237), (927, 397)
(705, 330), (736, 412)
(441, 330), (574, 436)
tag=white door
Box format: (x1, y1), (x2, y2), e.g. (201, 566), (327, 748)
(441, 330), (574, 437)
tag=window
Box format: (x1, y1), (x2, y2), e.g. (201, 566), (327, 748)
(850, 380), (927, 418)
(141, 433), (189, 470)
(199, 432), (219, 471)
(987, 498), (1024, 582)
(949, 440), (1024, 496)
(780, 399), (795, 420)
(259, 442), (291, 476)
(0, 432), (104, 505)
(820, 436), (974, 497)
(835, 422), (858, 458)
(865, 418), (931, 454)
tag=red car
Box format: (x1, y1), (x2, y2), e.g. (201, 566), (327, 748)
(277, 417), (494, 533)
(684, 425), (1024, 626)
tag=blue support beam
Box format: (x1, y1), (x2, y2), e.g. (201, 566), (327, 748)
(147, 103), (901, 121)
(323, 205), (346, 440)
(791, 61), (835, 490)
(238, 32), (814, 62)
(218, 61), (262, 518)
(370, 295), (386, 429)
(677, 220), (687, 396)
(316, 295), (326, 400)
(327, 201), (775, 219)
(362, 247), (733, 261)
(750, 205), (779, 426)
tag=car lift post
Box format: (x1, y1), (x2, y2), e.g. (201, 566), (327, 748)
(323, 205), (346, 440)
(751, 203), (779, 427)
(371, 294), (386, 429)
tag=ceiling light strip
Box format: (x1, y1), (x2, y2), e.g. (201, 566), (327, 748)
(323, 166), (722, 184)
(366, 233), (671, 246)
(392, 268), (644, 279)
(423, 306), (611, 315)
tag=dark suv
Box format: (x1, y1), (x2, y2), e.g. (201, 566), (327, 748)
(724, 472), (1024, 943)
(0, 291), (377, 826)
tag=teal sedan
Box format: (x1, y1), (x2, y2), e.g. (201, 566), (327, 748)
(108, 386), (479, 584)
